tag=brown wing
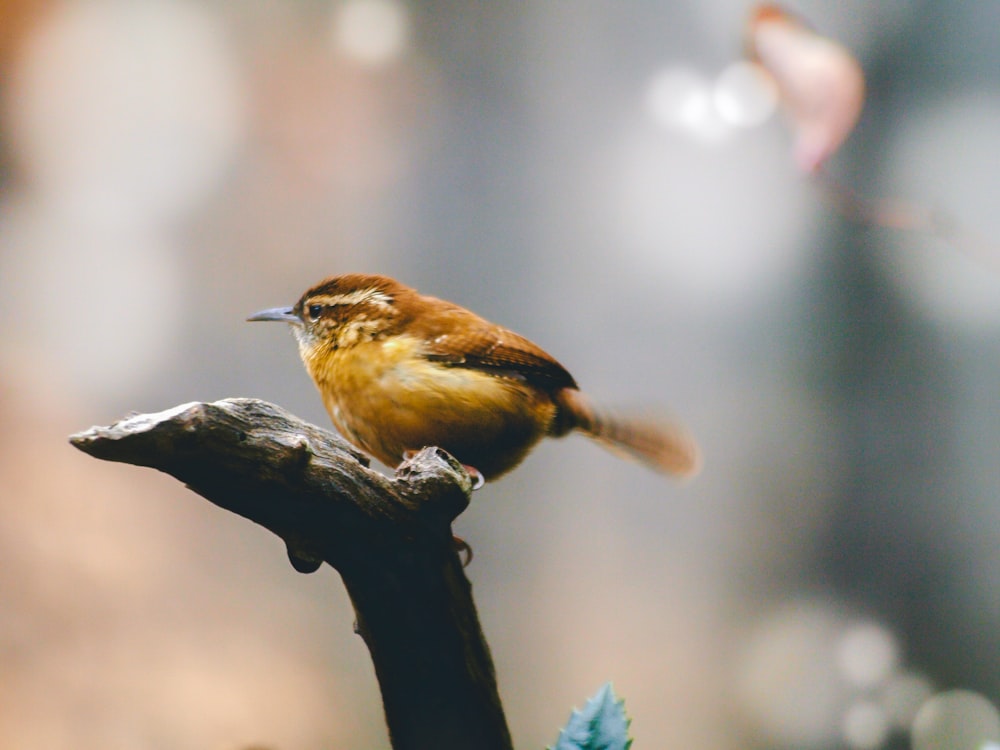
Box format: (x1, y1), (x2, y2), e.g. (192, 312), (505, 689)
(414, 298), (578, 392)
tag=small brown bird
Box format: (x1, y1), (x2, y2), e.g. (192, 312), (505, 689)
(248, 274), (699, 483)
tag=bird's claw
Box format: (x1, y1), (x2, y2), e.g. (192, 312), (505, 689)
(463, 465), (485, 490)
(400, 450), (485, 490)
(453, 535), (474, 567)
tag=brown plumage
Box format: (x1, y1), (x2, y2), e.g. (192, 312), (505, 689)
(249, 274), (700, 481)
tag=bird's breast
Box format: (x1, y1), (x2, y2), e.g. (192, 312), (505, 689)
(305, 334), (556, 474)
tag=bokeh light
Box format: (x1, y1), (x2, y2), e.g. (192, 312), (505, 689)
(912, 690), (1000, 750)
(608, 119), (813, 309)
(736, 601), (937, 749)
(713, 61), (778, 128)
(837, 621), (899, 689)
(842, 700), (890, 750)
(5, 0), (245, 226)
(879, 91), (1000, 328)
(645, 62), (777, 142)
(330, 0), (409, 67)
(736, 601), (848, 747)
(645, 66), (730, 143)
(0, 196), (183, 401)
(881, 671), (935, 731)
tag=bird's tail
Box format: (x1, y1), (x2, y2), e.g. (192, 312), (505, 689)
(554, 389), (701, 478)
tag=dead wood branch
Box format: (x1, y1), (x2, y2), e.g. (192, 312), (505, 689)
(70, 398), (513, 750)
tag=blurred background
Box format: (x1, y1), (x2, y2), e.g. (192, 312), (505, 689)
(2, 1), (999, 748)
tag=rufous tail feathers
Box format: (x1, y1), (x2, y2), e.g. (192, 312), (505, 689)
(555, 389), (701, 478)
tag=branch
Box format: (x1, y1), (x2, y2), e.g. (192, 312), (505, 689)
(69, 398), (513, 750)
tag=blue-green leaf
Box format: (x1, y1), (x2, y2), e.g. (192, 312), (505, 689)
(549, 682), (633, 750)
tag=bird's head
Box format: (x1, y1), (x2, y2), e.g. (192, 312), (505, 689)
(248, 274), (412, 360)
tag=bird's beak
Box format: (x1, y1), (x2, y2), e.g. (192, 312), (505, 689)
(247, 306), (299, 323)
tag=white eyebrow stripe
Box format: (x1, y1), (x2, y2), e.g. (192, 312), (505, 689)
(310, 289), (393, 308)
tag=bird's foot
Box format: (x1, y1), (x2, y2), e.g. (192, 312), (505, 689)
(400, 450), (485, 490)
(453, 535), (474, 567)
(463, 465), (485, 490)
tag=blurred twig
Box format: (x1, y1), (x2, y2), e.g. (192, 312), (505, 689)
(69, 398), (513, 750)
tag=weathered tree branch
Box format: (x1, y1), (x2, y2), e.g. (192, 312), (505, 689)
(69, 398), (513, 750)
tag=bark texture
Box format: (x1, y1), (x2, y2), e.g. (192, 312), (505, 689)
(70, 398), (513, 750)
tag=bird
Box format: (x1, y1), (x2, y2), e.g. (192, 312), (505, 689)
(248, 273), (700, 484)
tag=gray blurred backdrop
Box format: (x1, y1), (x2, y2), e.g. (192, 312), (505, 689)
(2, 1), (999, 748)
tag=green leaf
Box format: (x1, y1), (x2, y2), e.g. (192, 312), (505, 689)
(549, 682), (633, 750)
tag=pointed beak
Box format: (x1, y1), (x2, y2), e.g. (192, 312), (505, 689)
(246, 306), (299, 323)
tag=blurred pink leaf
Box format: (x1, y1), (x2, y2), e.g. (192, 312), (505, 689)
(747, 4), (865, 172)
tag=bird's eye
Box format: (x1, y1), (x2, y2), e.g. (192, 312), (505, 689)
(307, 303), (324, 320)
